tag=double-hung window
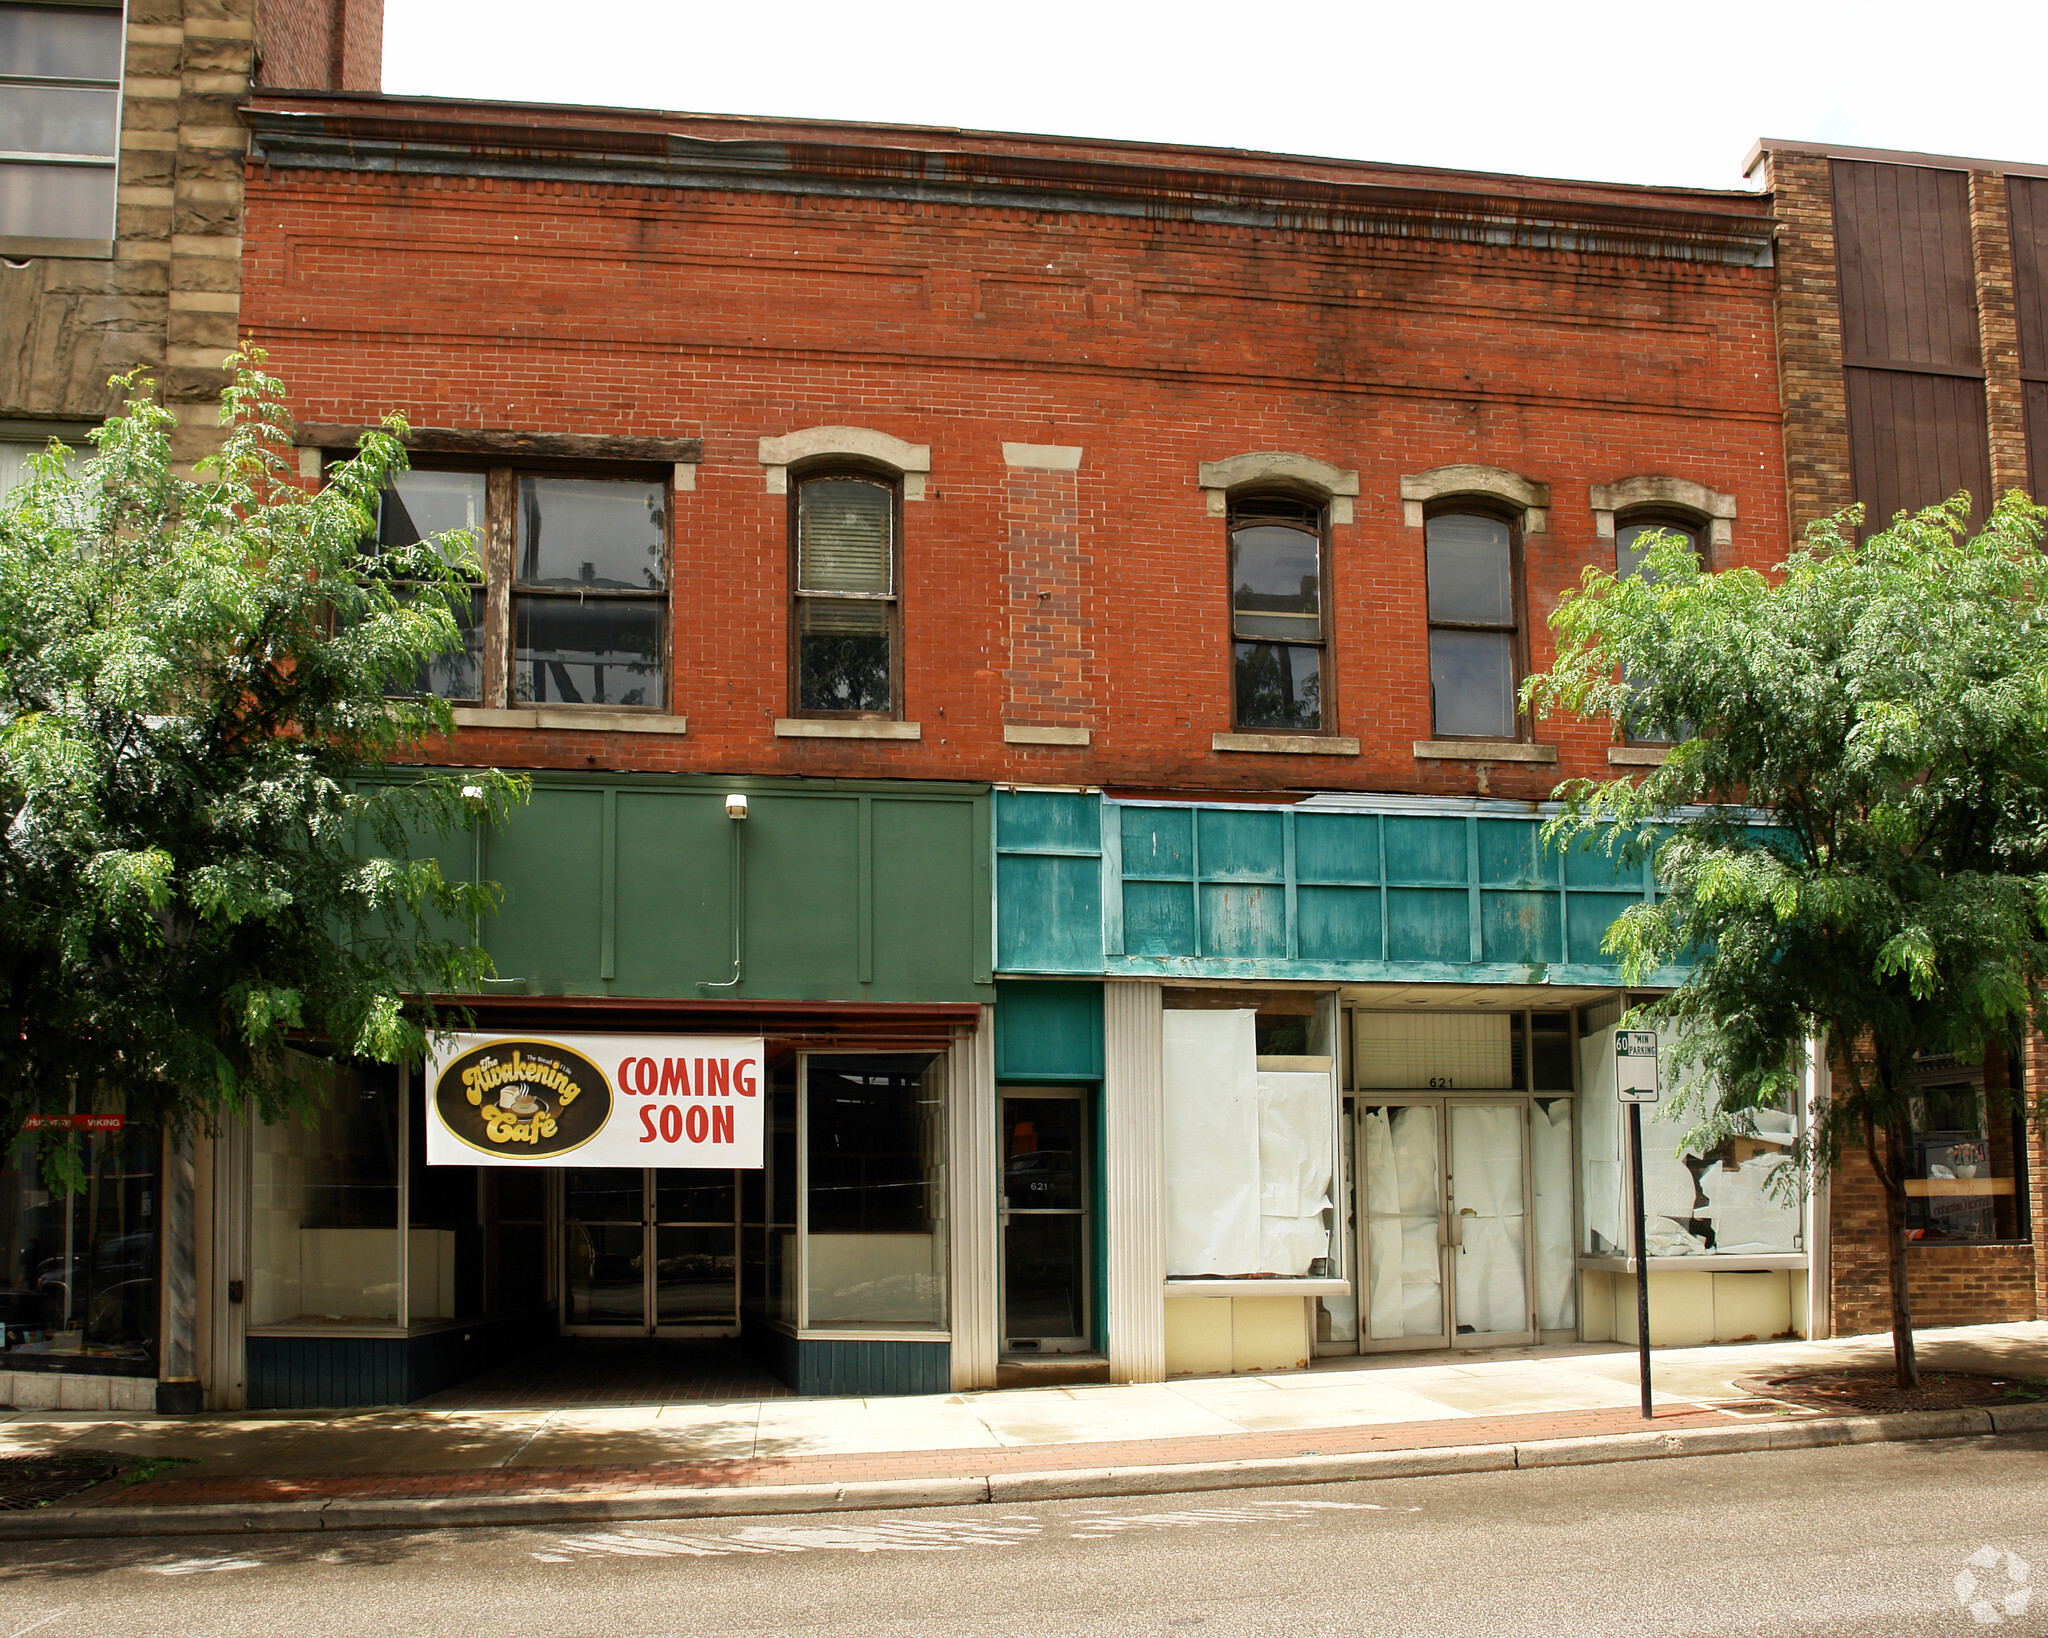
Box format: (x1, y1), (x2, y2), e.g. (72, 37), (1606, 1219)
(1229, 496), (1328, 733)
(792, 472), (899, 716)
(514, 476), (668, 708)
(374, 470), (486, 702)
(1425, 510), (1521, 739)
(1615, 513), (1702, 743)
(0, 1), (123, 250)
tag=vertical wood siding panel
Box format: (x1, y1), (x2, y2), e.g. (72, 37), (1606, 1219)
(948, 1007), (1000, 1389)
(1103, 981), (1165, 1382)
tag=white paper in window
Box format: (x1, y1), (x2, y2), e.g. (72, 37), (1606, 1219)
(1362, 1104), (1444, 1339)
(1578, 1028), (1627, 1254)
(1449, 1103), (1528, 1336)
(1163, 1009), (1261, 1275)
(1531, 1098), (1577, 1330)
(1257, 1071), (1333, 1274)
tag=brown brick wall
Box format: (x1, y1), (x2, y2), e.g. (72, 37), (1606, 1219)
(240, 144), (1785, 792)
(254, 0), (381, 92)
(1001, 465), (1094, 732)
(1827, 1041), (2045, 1337)
(1969, 171), (2032, 499)
(1762, 152), (1855, 536)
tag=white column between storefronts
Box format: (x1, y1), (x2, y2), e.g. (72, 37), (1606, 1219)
(1105, 981), (1167, 1382)
(948, 1007), (1001, 1390)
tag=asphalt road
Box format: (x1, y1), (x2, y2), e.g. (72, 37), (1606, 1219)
(2, 1435), (2042, 1638)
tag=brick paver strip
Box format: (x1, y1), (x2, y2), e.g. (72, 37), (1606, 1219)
(92, 1399), (1774, 1510)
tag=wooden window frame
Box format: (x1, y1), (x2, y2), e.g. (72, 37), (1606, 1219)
(1226, 491), (1336, 736)
(1612, 508), (1705, 747)
(1424, 502), (1527, 742)
(346, 454), (674, 714)
(786, 463), (906, 721)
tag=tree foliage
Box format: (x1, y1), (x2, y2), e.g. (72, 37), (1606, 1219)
(1525, 492), (2048, 1383)
(0, 355), (524, 1188)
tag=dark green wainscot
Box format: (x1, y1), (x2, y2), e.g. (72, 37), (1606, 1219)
(247, 1312), (550, 1410)
(373, 772), (993, 1004)
(996, 790), (1685, 985)
(743, 1319), (951, 1396)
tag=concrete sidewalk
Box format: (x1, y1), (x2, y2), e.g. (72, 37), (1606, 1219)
(3, 1322), (2044, 1535)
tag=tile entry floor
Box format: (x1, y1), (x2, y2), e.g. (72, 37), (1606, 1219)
(411, 1339), (795, 1410)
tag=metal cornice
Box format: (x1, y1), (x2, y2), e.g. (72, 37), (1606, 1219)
(244, 109), (1775, 267)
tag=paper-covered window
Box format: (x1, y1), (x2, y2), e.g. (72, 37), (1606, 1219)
(1162, 1007), (1336, 1278)
(1578, 1024), (1801, 1258)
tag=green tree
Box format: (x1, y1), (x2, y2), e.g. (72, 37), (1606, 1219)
(0, 354), (524, 1189)
(1525, 492), (2048, 1387)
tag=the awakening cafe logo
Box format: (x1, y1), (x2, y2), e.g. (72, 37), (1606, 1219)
(433, 1039), (613, 1157)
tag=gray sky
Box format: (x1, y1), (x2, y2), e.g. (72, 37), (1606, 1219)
(384, 0), (2045, 192)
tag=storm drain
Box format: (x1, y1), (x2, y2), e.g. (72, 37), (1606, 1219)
(0, 1452), (120, 1510)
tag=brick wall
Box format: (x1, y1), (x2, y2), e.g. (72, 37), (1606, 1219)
(238, 118), (1787, 796)
(1968, 170), (2033, 498)
(1826, 1039), (2045, 1338)
(1758, 152), (1855, 536)
(1001, 463), (1094, 733)
(254, 0), (381, 91)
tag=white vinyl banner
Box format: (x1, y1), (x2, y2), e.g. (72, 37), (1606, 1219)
(424, 1033), (765, 1168)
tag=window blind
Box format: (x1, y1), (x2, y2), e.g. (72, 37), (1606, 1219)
(799, 478), (892, 596)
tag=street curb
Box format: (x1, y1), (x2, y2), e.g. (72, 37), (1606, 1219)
(6, 1402), (2044, 1541)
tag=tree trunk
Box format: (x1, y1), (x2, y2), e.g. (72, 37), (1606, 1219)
(1880, 1116), (1918, 1390)
(1862, 1094), (1918, 1391)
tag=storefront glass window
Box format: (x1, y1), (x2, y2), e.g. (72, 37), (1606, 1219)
(0, 1119), (158, 1373)
(1579, 1024), (1801, 1258)
(764, 1056), (798, 1326)
(407, 1086), (483, 1322)
(251, 1061), (401, 1327)
(803, 1054), (947, 1330)
(1907, 1051), (2029, 1244)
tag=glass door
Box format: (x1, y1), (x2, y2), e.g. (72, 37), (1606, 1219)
(653, 1170), (739, 1334)
(562, 1168), (741, 1335)
(1000, 1091), (1092, 1354)
(1358, 1101), (1450, 1351)
(563, 1167), (646, 1331)
(1447, 1101), (1537, 1346)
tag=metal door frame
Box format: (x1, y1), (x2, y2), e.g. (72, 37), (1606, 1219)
(555, 1168), (741, 1338)
(1356, 1097), (1453, 1354)
(998, 1087), (1094, 1357)
(1355, 1093), (1541, 1352)
(1444, 1097), (1539, 1348)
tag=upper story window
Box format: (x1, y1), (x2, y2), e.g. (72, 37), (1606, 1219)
(1615, 512), (1703, 743)
(0, 1), (123, 250)
(792, 472), (899, 716)
(1425, 510), (1521, 739)
(375, 470), (485, 702)
(1229, 495), (1328, 733)
(514, 476), (667, 708)
(364, 464), (670, 711)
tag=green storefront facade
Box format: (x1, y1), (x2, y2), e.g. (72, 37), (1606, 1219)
(224, 772), (999, 1408)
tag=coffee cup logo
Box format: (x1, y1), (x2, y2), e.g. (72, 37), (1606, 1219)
(433, 1039), (611, 1159)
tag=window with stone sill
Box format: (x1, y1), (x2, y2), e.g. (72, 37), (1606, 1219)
(361, 464), (670, 711)
(1426, 509), (1523, 739)
(1229, 494), (1330, 734)
(790, 471), (902, 718)
(0, 0), (123, 248)
(1614, 513), (1704, 744)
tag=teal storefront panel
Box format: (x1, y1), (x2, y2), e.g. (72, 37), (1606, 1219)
(994, 981), (1104, 1082)
(992, 789), (1682, 987)
(377, 772), (992, 1002)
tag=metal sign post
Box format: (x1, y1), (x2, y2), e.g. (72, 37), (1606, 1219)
(1616, 1029), (1660, 1421)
